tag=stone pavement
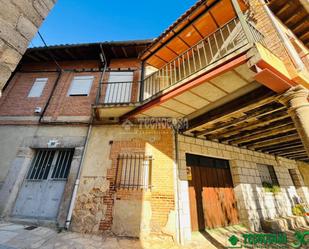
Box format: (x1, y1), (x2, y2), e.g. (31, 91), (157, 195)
(1, 222), (308, 249)
(0, 222), (218, 249)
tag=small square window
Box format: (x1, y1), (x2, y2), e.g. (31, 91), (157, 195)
(115, 154), (152, 190)
(28, 78), (48, 97)
(258, 164), (279, 186)
(68, 76), (94, 96)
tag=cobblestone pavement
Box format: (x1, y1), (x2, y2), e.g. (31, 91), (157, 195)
(1, 222), (308, 249)
(0, 222), (218, 249)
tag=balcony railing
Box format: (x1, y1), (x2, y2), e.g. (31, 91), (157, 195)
(97, 81), (141, 105)
(95, 17), (264, 106)
(142, 17), (265, 101)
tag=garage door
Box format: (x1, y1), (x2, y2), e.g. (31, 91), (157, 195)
(187, 154), (239, 230)
(12, 149), (74, 220)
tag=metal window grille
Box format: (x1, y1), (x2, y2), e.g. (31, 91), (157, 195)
(258, 164), (279, 186)
(26, 149), (74, 181)
(51, 149), (74, 179)
(115, 154), (152, 190)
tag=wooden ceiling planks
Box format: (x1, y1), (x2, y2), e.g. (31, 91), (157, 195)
(185, 87), (308, 162)
(143, 0), (248, 69)
(268, 0), (309, 47)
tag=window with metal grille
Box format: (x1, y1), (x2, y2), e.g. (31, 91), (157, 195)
(289, 169), (302, 188)
(258, 164), (279, 186)
(26, 149), (74, 180)
(115, 154), (152, 190)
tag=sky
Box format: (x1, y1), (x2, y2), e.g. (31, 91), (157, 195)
(30, 0), (197, 47)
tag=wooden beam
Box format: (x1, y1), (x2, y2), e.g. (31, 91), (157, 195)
(248, 134), (300, 150)
(188, 86), (275, 131)
(260, 141), (303, 152)
(203, 111), (290, 140)
(200, 104), (285, 138)
(268, 144), (304, 154)
(230, 123), (296, 145)
(221, 120), (294, 143)
(121, 47), (128, 58)
(276, 149), (307, 156)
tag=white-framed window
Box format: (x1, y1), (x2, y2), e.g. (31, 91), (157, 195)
(68, 76), (94, 96)
(28, 78), (48, 97)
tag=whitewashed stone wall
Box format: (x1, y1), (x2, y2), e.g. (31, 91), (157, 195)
(0, 0), (56, 91)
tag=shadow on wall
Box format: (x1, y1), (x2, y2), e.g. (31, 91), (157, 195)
(237, 182), (302, 230)
(70, 127), (176, 242)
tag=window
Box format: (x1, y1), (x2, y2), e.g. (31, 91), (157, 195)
(105, 71), (134, 103)
(115, 153), (152, 189)
(27, 149), (74, 180)
(28, 78), (48, 97)
(289, 169), (302, 188)
(68, 76), (94, 96)
(258, 164), (279, 186)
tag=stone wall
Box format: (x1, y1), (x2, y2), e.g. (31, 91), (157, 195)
(0, 124), (87, 227)
(0, 0), (56, 91)
(71, 125), (176, 238)
(177, 134), (309, 234)
(297, 161), (309, 188)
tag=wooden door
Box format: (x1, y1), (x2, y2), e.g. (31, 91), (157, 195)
(188, 155), (239, 230)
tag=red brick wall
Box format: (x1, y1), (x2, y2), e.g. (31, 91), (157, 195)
(0, 58), (142, 123)
(249, 0), (296, 70)
(99, 130), (175, 233)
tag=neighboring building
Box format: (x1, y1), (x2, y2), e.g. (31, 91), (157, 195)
(0, 40), (150, 228)
(0, 0), (309, 246)
(0, 0), (56, 92)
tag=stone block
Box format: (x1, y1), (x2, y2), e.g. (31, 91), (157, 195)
(17, 16), (37, 40)
(0, 18), (28, 54)
(0, 64), (12, 90)
(0, 0), (21, 26)
(260, 218), (289, 232)
(11, 0), (42, 27)
(0, 45), (22, 71)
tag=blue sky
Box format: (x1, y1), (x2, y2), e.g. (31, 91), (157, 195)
(30, 0), (197, 47)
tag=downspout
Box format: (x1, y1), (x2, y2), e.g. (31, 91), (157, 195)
(261, 0), (305, 71)
(65, 44), (107, 229)
(65, 116), (93, 229)
(39, 70), (62, 123)
(173, 128), (184, 245)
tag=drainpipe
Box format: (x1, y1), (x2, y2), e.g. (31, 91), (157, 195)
(65, 44), (107, 229)
(173, 128), (184, 245)
(39, 70), (62, 123)
(65, 117), (93, 229)
(261, 0), (305, 71)
(139, 61), (145, 102)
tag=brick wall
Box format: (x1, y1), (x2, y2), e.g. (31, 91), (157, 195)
(0, 58), (141, 124)
(0, 0), (56, 91)
(249, 0), (296, 70)
(71, 126), (176, 237)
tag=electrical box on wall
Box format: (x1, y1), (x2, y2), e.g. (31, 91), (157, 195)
(34, 107), (42, 114)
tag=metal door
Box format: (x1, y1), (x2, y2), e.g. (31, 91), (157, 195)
(12, 149), (74, 220)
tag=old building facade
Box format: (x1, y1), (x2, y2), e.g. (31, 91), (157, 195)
(0, 0), (309, 245)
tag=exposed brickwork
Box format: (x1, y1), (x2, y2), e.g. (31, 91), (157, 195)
(99, 132), (175, 233)
(249, 0), (295, 70)
(0, 58), (141, 124)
